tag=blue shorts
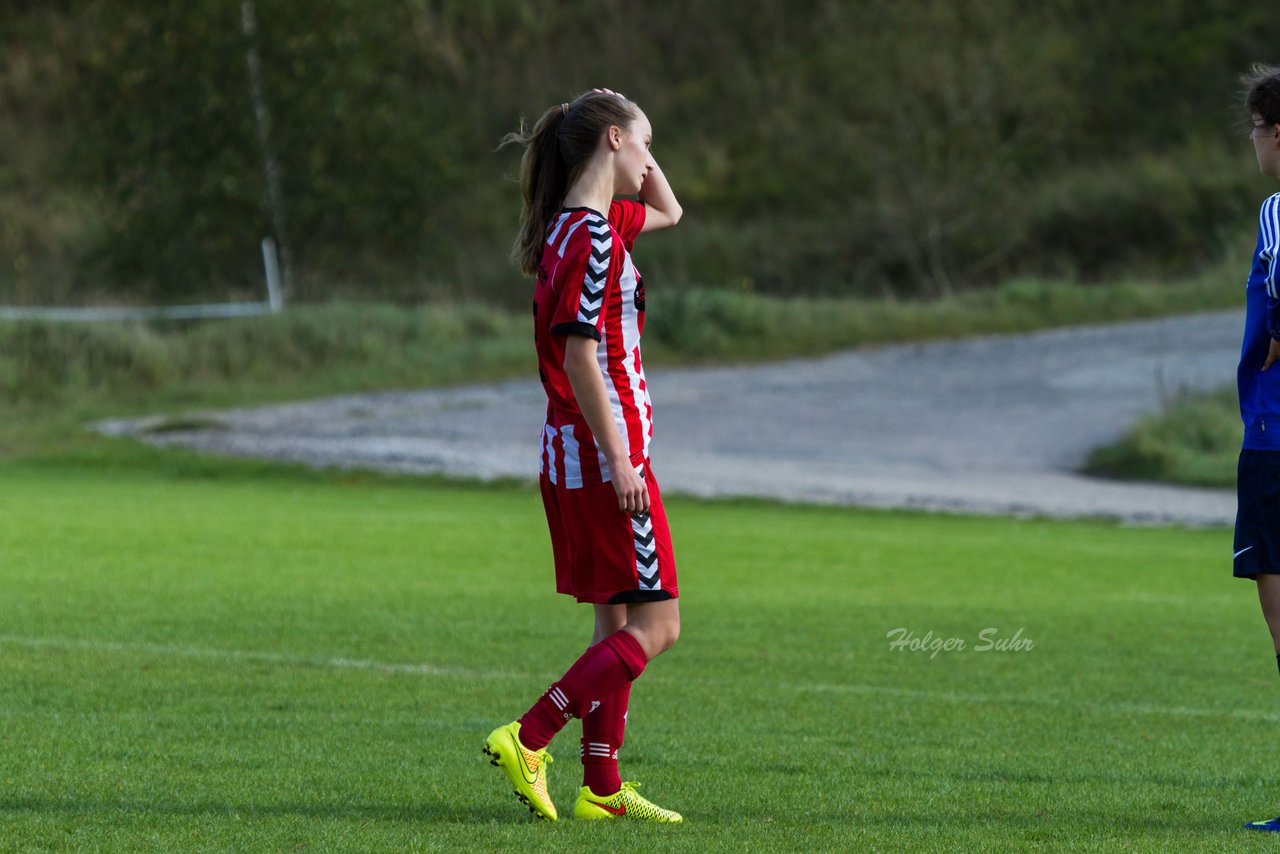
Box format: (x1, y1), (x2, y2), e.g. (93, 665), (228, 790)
(1234, 449), (1280, 578)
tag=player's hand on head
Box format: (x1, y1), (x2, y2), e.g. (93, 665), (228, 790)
(592, 87), (625, 100)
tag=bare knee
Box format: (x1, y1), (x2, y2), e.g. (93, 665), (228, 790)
(664, 618), (681, 651)
(626, 626), (676, 660)
(648, 622), (680, 657)
(624, 601), (680, 659)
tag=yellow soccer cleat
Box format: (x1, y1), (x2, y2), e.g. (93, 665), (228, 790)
(483, 721), (557, 821)
(573, 781), (683, 823)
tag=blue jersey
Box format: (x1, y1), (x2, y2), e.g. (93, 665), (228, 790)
(1239, 192), (1280, 450)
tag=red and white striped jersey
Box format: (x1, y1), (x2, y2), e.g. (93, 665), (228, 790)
(534, 199), (649, 488)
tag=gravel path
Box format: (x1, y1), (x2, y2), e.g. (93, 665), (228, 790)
(99, 310), (1244, 525)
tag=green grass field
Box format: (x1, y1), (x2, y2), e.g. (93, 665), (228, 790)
(1, 458), (1276, 852)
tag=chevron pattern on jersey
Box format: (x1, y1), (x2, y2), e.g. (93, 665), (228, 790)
(631, 510), (658, 589)
(578, 218), (612, 325)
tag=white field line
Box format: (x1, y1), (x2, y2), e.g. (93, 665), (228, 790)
(2, 634), (1274, 723)
(0, 634), (524, 681)
(782, 680), (1280, 724)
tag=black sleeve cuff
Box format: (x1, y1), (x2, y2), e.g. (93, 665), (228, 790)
(551, 321), (601, 341)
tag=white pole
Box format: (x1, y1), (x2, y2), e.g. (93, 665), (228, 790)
(241, 1), (293, 297)
(261, 236), (284, 312)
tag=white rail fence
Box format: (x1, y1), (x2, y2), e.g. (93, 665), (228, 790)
(0, 238), (285, 323)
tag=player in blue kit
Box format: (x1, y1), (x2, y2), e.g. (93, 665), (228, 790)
(1235, 64), (1280, 834)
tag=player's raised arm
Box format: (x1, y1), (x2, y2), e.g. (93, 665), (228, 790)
(588, 86), (681, 233)
(638, 154), (681, 233)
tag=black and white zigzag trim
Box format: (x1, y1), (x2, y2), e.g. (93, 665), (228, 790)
(632, 510), (658, 590)
(577, 218), (611, 325)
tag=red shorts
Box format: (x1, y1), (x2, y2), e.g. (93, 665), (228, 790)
(540, 463), (679, 605)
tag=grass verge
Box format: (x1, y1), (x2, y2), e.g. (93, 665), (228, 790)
(1, 463), (1268, 852)
(1083, 385), (1240, 488)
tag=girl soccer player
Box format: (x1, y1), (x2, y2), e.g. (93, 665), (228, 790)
(1235, 64), (1280, 834)
(483, 88), (684, 823)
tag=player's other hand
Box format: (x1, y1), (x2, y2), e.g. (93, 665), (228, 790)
(1264, 338), (1280, 372)
(592, 87), (626, 100)
(611, 465), (650, 515)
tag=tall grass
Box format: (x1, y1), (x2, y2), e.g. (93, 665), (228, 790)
(646, 267), (1245, 360)
(2, 270), (1245, 416)
(1, 303), (528, 408)
(1083, 386), (1240, 488)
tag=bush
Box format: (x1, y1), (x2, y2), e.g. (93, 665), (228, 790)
(1023, 145), (1266, 279)
(1083, 386), (1241, 487)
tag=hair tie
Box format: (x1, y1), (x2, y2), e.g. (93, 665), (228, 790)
(560, 103), (569, 117)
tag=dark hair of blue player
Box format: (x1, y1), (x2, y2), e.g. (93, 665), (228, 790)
(502, 92), (638, 276)
(1244, 64), (1280, 126)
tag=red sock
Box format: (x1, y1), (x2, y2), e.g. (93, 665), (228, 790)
(517, 630), (647, 751)
(581, 683), (628, 796)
